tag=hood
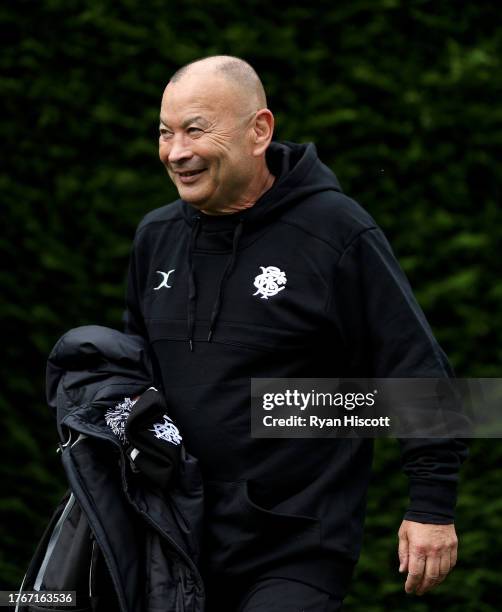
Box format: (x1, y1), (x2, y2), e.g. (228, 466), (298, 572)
(179, 141), (342, 350)
(181, 140), (342, 230)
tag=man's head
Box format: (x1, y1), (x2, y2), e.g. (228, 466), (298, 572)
(159, 56), (274, 215)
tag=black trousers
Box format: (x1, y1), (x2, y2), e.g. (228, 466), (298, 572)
(205, 576), (343, 611)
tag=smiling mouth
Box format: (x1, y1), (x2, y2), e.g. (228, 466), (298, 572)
(176, 169), (206, 177)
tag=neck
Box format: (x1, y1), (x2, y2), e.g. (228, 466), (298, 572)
(201, 164), (276, 216)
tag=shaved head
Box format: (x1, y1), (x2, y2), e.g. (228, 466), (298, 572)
(169, 55), (267, 111)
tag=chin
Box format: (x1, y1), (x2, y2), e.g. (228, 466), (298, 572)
(179, 194), (209, 210)
(178, 189), (203, 203)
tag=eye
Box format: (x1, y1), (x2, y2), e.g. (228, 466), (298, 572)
(187, 126), (203, 136)
(159, 127), (173, 139)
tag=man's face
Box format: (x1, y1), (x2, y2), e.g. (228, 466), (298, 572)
(158, 73), (256, 214)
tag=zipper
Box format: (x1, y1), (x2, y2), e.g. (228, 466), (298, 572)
(114, 432), (201, 588)
(137, 510), (205, 606)
(176, 576), (186, 612)
(89, 537), (98, 599)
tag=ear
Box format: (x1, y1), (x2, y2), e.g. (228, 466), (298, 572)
(252, 109), (274, 156)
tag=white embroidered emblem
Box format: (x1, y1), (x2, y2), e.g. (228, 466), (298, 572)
(105, 397), (138, 443)
(154, 269), (175, 290)
(150, 415), (182, 445)
(253, 266), (287, 299)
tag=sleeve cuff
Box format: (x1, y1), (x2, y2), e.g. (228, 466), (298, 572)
(404, 478), (458, 524)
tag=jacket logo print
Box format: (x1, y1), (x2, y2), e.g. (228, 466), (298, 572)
(253, 266), (287, 299)
(150, 415), (182, 446)
(153, 269), (175, 290)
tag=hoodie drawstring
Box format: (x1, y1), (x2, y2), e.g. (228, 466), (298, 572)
(207, 218), (244, 342)
(187, 216), (201, 351)
(186, 216), (244, 350)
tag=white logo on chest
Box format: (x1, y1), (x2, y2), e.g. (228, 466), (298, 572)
(154, 269), (175, 290)
(253, 266), (287, 299)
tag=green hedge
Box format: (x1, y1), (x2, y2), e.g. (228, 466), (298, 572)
(2, 1), (501, 608)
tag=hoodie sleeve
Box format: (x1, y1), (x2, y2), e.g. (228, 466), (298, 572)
(123, 238), (148, 339)
(123, 234), (167, 392)
(331, 227), (468, 524)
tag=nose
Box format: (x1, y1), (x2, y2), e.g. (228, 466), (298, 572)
(166, 133), (194, 165)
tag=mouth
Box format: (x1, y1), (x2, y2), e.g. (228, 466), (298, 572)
(175, 168), (206, 183)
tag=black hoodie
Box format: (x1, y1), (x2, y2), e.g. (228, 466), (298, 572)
(124, 141), (468, 596)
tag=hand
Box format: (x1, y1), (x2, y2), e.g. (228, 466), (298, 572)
(397, 519), (458, 596)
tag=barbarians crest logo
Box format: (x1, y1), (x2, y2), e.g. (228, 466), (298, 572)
(253, 266), (287, 299)
(150, 415), (182, 446)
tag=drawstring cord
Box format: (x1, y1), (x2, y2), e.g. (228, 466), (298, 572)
(186, 216), (244, 350)
(187, 216), (201, 351)
(207, 218), (244, 342)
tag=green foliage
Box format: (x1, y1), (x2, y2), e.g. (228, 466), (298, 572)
(1, 0), (501, 608)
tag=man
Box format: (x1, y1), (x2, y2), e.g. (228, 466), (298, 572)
(124, 55), (468, 610)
